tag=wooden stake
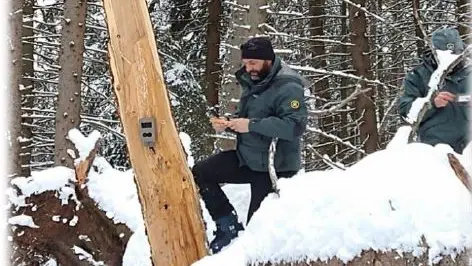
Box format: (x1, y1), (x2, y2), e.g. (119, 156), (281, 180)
(447, 153), (472, 193)
(102, 0), (208, 265)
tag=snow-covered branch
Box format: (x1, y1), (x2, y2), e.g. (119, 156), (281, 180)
(308, 127), (366, 155)
(288, 64), (394, 90)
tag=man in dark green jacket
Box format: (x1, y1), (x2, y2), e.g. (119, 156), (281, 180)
(399, 27), (470, 153)
(192, 37), (308, 253)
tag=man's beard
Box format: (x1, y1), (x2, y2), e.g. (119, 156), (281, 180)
(249, 62), (271, 81)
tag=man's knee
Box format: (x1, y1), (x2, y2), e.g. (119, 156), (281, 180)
(192, 159), (209, 186)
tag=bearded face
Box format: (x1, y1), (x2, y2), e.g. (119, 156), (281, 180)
(242, 59), (273, 81)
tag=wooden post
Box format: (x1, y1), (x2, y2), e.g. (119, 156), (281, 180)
(102, 1), (208, 265)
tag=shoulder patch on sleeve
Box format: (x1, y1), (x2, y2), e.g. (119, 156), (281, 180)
(290, 100), (300, 109)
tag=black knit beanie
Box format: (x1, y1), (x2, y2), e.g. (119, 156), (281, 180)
(240, 37), (275, 61)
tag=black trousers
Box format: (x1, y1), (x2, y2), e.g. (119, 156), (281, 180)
(192, 150), (296, 224)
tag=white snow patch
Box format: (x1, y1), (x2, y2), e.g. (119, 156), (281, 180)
(8, 215), (39, 228)
(67, 149), (77, 159)
(72, 245), (105, 265)
(87, 157), (144, 232)
(68, 128), (101, 163)
(123, 226), (152, 266)
(8, 167), (76, 208)
(42, 258), (58, 266)
(69, 215), (79, 227)
(37, 0), (57, 6)
(386, 125), (412, 149)
(193, 130), (472, 266)
(183, 32), (194, 41)
(79, 235), (91, 242)
(179, 132), (194, 167)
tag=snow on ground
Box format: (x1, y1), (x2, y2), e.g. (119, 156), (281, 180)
(194, 140), (472, 266)
(68, 129), (101, 163)
(8, 128), (472, 266)
(406, 49), (461, 124)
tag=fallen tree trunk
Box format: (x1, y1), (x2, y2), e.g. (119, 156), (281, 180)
(12, 189), (131, 265)
(102, 0), (208, 265)
(11, 138), (131, 265)
(259, 248), (470, 266)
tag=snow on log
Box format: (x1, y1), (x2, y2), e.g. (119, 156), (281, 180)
(193, 139), (472, 266)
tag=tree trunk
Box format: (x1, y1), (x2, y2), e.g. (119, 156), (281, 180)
(219, 0), (267, 150)
(12, 140), (131, 265)
(309, 0), (336, 159)
(13, 189), (131, 265)
(413, 0), (425, 56)
(456, 0), (470, 43)
(20, 0), (34, 177)
(349, 0), (379, 154)
(205, 0), (222, 107)
(8, 0), (24, 177)
(102, 0), (208, 265)
(54, 0), (87, 167)
(258, 249), (470, 265)
(170, 0), (192, 37)
(339, 0), (358, 165)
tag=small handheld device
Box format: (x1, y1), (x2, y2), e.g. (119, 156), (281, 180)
(139, 117), (156, 147)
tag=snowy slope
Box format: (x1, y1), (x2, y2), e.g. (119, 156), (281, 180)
(7, 129), (472, 266)
(194, 138), (472, 266)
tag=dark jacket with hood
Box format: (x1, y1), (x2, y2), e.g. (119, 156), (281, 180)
(232, 56), (308, 172)
(399, 49), (471, 153)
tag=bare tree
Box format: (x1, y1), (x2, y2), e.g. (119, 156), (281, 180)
(8, 0), (24, 177)
(219, 0), (268, 150)
(456, 0), (471, 42)
(308, 0), (335, 158)
(20, 0), (34, 176)
(205, 0), (222, 107)
(349, 0), (379, 154)
(54, 0), (87, 167)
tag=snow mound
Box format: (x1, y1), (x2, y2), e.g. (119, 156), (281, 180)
(87, 157), (144, 232)
(8, 166), (76, 208)
(193, 142), (472, 266)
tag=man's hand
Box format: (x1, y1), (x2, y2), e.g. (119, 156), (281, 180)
(210, 117), (228, 133)
(433, 91), (456, 108)
(227, 118), (250, 133)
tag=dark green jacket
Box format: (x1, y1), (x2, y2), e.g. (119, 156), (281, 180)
(232, 56), (308, 172)
(399, 50), (471, 153)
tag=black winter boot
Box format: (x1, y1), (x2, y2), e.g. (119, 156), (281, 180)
(210, 213), (244, 254)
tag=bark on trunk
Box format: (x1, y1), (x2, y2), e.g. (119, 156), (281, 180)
(457, 0), (470, 43)
(309, 0), (336, 160)
(448, 153), (472, 192)
(205, 0), (222, 107)
(12, 142), (131, 265)
(219, 0), (268, 150)
(102, 0), (208, 265)
(20, 0), (34, 177)
(8, 0), (24, 177)
(13, 189), (131, 265)
(258, 249), (470, 265)
(54, 0), (87, 167)
(349, 0), (379, 154)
